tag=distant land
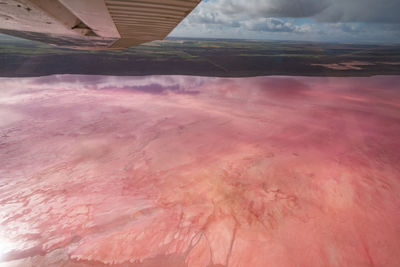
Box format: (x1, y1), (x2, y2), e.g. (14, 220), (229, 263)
(0, 37), (400, 77)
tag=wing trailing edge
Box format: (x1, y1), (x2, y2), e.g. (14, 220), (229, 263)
(0, 0), (201, 49)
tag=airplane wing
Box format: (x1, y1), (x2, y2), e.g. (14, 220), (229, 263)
(0, 0), (201, 50)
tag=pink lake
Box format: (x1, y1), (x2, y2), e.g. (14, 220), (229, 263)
(0, 75), (400, 267)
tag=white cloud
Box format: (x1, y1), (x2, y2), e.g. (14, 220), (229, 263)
(243, 18), (311, 33)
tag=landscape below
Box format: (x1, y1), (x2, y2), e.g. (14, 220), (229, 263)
(0, 38), (400, 77)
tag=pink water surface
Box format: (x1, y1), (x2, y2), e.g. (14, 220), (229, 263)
(0, 75), (400, 267)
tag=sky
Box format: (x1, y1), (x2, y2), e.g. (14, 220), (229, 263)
(171, 0), (400, 44)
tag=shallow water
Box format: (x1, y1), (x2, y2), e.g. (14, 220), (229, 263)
(1, 75), (400, 266)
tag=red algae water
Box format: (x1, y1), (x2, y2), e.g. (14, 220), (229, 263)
(0, 75), (400, 267)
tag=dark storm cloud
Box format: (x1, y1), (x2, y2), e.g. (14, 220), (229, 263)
(314, 0), (400, 23)
(220, 0), (329, 18)
(194, 0), (400, 23)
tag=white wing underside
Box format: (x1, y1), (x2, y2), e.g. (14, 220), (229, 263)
(0, 0), (201, 50)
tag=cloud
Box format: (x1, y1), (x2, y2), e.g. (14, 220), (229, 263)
(313, 0), (400, 23)
(193, 0), (400, 23)
(243, 18), (310, 33)
(219, 0), (329, 18)
(171, 0), (400, 43)
(17, 75), (207, 94)
(183, 2), (312, 34)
